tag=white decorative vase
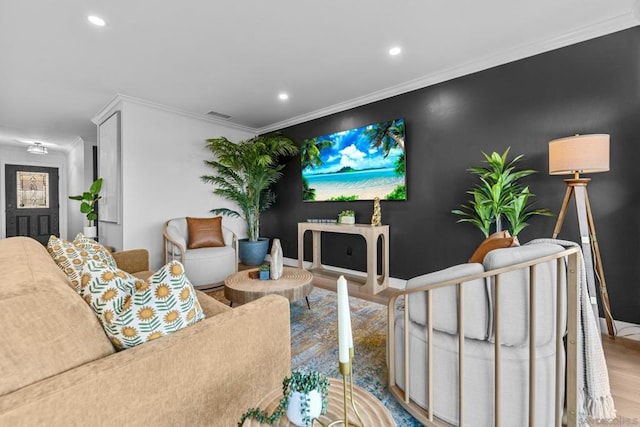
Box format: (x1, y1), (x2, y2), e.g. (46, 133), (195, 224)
(83, 225), (97, 238)
(270, 238), (283, 280)
(339, 216), (355, 225)
(286, 390), (322, 427)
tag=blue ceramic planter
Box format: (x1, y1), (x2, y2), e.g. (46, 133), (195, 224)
(238, 237), (270, 266)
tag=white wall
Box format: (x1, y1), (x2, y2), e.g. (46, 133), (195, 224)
(66, 137), (96, 238)
(93, 97), (255, 269)
(0, 144), (69, 239)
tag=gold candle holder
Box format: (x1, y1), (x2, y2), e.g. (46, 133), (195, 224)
(316, 350), (363, 427)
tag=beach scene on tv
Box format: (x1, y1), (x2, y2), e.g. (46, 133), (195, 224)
(302, 118), (406, 202)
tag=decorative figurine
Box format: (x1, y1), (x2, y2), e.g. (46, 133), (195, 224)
(270, 238), (284, 280)
(371, 197), (382, 226)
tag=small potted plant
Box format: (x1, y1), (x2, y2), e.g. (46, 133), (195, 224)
(338, 210), (355, 225)
(238, 370), (329, 427)
(259, 264), (270, 280)
(69, 177), (103, 238)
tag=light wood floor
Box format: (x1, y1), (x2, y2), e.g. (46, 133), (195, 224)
(602, 336), (640, 420)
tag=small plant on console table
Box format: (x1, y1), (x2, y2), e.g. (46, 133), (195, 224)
(338, 210), (355, 225)
(238, 370), (329, 427)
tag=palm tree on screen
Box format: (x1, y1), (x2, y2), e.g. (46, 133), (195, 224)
(364, 119), (405, 156)
(301, 137), (333, 201)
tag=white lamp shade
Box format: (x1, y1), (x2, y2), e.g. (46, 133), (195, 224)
(548, 134), (609, 175)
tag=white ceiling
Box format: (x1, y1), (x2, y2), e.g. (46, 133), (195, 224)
(1, 1), (639, 152)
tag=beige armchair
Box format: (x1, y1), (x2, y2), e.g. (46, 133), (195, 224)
(163, 217), (238, 288)
(388, 243), (582, 426)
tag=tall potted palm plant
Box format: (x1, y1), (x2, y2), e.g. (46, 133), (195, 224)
(201, 134), (298, 265)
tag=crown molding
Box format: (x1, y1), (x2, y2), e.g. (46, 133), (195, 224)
(65, 136), (85, 152)
(92, 93), (258, 133)
(258, 13), (640, 134)
(91, 94), (123, 125)
(633, 0), (640, 20)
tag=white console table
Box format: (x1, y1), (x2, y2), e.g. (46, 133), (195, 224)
(297, 222), (390, 301)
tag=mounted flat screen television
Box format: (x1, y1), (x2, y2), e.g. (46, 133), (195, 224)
(301, 118), (406, 202)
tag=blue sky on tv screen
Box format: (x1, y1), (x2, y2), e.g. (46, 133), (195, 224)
(303, 118), (405, 175)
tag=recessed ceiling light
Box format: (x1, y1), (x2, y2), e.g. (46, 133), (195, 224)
(88, 15), (106, 27)
(389, 46), (402, 56)
(279, 93), (289, 101)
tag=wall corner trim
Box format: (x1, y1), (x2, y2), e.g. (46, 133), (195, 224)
(91, 93), (258, 133)
(67, 136), (85, 151)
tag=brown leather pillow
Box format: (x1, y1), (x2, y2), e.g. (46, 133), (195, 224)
(186, 217), (225, 249)
(468, 230), (519, 263)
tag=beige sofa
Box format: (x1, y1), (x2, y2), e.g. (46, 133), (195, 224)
(0, 236), (291, 426)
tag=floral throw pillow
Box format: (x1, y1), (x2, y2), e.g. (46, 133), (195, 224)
(80, 260), (205, 350)
(73, 233), (116, 267)
(47, 235), (117, 293)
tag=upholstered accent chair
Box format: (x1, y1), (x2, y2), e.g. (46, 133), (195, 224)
(389, 242), (581, 426)
(162, 217), (238, 288)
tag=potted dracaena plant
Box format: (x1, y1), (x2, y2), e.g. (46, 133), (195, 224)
(238, 370), (329, 427)
(451, 147), (552, 238)
(201, 133), (298, 265)
(69, 177), (103, 238)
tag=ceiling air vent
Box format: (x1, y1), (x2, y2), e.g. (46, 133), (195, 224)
(206, 110), (232, 120)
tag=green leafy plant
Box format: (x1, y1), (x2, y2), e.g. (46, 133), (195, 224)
(238, 370), (329, 426)
(328, 195), (359, 201)
(338, 210), (355, 220)
(259, 264), (270, 271)
(201, 134), (298, 241)
(503, 186), (550, 236)
(301, 137), (333, 201)
(386, 184), (406, 200)
(69, 178), (103, 226)
(452, 148), (552, 237)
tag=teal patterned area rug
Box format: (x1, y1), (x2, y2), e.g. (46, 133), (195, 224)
(289, 288), (420, 427)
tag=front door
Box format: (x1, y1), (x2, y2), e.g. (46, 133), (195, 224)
(5, 164), (60, 245)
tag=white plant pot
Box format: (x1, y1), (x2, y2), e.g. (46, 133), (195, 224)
(286, 390), (322, 427)
(339, 216), (355, 225)
(83, 226), (97, 238)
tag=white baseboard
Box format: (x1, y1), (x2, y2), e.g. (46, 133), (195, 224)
(600, 317), (640, 341)
(282, 256), (406, 289)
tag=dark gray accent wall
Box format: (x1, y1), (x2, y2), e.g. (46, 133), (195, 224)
(261, 27), (640, 324)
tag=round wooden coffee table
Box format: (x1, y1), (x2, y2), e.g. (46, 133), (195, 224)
(224, 266), (313, 307)
(243, 377), (395, 426)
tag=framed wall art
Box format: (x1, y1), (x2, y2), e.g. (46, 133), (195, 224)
(301, 118), (406, 202)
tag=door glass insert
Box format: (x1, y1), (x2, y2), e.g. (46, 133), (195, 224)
(16, 171), (49, 209)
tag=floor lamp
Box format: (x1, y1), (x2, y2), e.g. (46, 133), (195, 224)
(548, 134), (615, 337)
